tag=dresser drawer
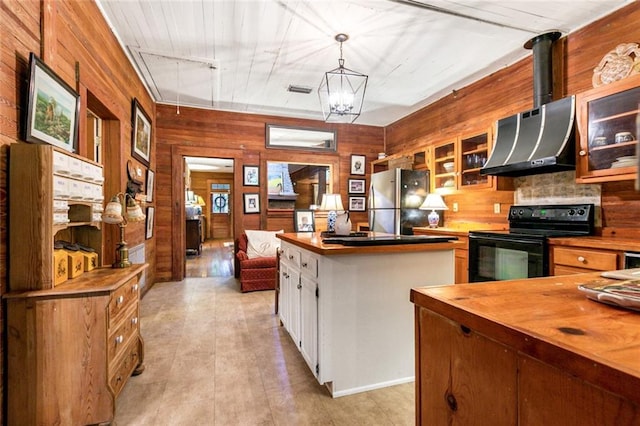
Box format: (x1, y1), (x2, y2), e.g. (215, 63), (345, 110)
(553, 247), (618, 271)
(282, 245), (301, 268)
(300, 251), (318, 278)
(108, 277), (139, 324)
(107, 303), (139, 362)
(109, 340), (140, 397)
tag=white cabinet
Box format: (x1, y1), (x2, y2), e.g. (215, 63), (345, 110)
(299, 251), (319, 377)
(279, 242), (319, 377)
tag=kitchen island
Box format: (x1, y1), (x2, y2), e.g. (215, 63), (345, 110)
(277, 232), (460, 397)
(411, 273), (640, 425)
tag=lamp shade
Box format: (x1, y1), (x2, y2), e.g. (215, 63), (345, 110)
(126, 196), (146, 222)
(102, 196), (124, 224)
(320, 194), (344, 212)
(419, 193), (449, 211)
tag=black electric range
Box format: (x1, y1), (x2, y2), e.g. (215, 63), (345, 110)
(468, 204), (595, 282)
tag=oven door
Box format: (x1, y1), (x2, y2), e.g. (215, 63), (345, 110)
(468, 232), (548, 283)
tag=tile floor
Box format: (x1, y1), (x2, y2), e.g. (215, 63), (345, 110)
(113, 275), (415, 425)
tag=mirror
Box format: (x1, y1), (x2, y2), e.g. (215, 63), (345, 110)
(266, 124), (336, 152)
(267, 161), (332, 210)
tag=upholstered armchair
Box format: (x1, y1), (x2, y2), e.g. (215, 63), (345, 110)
(234, 231), (279, 292)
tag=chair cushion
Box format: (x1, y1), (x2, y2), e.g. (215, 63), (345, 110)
(245, 229), (283, 259)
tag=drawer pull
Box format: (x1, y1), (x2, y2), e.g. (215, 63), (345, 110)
(301, 262), (308, 267)
(578, 150), (586, 156)
(577, 256), (586, 263)
(297, 283), (302, 290)
(115, 335), (124, 344)
(289, 255), (294, 260)
(116, 295), (124, 305)
(132, 284), (139, 292)
(131, 317), (138, 325)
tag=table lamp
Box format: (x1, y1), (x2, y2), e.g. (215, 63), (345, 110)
(419, 193), (448, 228)
(102, 192), (146, 267)
(320, 193), (344, 232)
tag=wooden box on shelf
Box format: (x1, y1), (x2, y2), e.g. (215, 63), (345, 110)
(576, 74), (640, 183)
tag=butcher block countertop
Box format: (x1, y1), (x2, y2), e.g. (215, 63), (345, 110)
(411, 272), (640, 405)
(548, 236), (640, 251)
(277, 232), (462, 256)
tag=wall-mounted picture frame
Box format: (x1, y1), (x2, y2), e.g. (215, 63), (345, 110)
(348, 178), (366, 194)
(243, 193), (260, 214)
(131, 98), (151, 167)
(350, 154), (366, 175)
(145, 206), (155, 239)
(294, 209), (315, 232)
(24, 52), (80, 153)
(146, 169), (155, 203)
(349, 196), (366, 211)
(243, 165), (259, 186)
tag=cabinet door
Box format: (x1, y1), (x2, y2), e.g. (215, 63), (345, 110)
(300, 275), (318, 377)
(519, 355), (640, 426)
(416, 308), (517, 425)
(432, 139), (458, 191)
(287, 267), (301, 347)
(459, 130), (492, 189)
(576, 75), (640, 183)
(278, 262), (291, 328)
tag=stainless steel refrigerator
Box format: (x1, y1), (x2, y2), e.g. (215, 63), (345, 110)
(368, 169), (431, 235)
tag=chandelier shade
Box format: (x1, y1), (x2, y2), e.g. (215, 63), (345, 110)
(318, 34), (368, 124)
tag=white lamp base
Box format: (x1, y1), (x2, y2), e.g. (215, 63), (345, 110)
(428, 210), (440, 228)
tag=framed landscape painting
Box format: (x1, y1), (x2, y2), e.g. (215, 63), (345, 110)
(131, 98), (151, 166)
(25, 52), (80, 153)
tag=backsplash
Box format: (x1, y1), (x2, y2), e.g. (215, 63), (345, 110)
(514, 171), (602, 225)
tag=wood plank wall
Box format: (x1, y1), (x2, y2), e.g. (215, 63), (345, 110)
(384, 2), (640, 234)
(155, 106), (384, 281)
(2, 1), (156, 420)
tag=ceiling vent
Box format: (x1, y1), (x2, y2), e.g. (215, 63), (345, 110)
(287, 85), (313, 94)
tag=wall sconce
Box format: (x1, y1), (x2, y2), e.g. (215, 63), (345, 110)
(102, 192), (146, 268)
(419, 193), (449, 228)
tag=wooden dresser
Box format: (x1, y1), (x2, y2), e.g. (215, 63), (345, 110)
(5, 264), (147, 425)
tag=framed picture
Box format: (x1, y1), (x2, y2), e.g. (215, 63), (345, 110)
(243, 165), (259, 186)
(24, 52), (80, 153)
(349, 196), (366, 212)
(294, 209), (315, 232)
(146, 169), (155, 203)
(350, 154), (366, 175)
(131, 98), (151, 167)
(243, 193), (260, 214)
(145, 207), (155, 239)
(348, 178), (366, 194)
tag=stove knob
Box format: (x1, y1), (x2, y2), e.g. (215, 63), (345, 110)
(578, 209), (585, 216)
(519, 209), (524, 215)
(569, 209), (575, 216)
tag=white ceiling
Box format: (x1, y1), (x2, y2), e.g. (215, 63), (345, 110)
(97, 0), (631, 128)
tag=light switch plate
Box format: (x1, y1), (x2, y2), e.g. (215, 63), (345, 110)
(452, 202), (459, 212)
(494, 203), (501, 214)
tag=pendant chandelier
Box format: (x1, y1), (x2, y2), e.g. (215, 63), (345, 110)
(318, 33), (368, 124)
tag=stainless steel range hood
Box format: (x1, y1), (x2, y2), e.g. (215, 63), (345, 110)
(481, 32), (576, 177)
(480, 95), (575, 177)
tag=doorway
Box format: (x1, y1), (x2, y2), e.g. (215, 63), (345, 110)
(185, 156), (235, 277)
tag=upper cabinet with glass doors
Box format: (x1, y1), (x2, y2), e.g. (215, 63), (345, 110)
(576, 74), (640, 183)
(432, 129), (493, 192)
